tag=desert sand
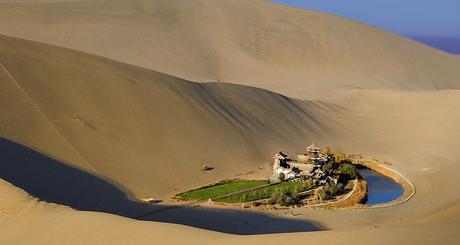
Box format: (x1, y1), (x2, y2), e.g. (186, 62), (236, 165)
(0, 0), (459, 244)
(1, 0), (460, 99)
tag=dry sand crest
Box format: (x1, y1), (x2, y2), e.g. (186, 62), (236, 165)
(0, 0), (459, 244)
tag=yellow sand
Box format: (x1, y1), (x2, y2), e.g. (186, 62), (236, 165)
(0, 0), (459, 99)
(0, 0), (459, 244)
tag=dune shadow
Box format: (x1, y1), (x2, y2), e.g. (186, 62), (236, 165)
(0, 137), (323, 234)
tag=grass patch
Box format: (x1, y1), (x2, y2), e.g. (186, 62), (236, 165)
(176, 179), (267, 201)
(214, 181), (312, 203)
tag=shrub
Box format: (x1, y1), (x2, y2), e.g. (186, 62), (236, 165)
(278, 172), (285, 182)
(268, 188), (299, 206)
(268, 189), (285, 205)
(337, 183), (344, 191)
(323, 182), (341, 196)
(322, 161), (333, 173)
(292, 186), (299, 200)
(240, 193), (248, 203)
(328, 157), (336, 165)
(340, 163), (358, 179)
(283, 196), (293, 206)
(319, 189), (329, 201)
(323, 182), (331, 194)
(305, 178), (314, 188)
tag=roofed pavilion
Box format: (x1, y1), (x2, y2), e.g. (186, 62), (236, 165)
(305, 142), (322, 161)
(296, 142), (324, 163)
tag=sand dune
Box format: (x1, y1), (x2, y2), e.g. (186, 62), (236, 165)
(0, 34), (337, 199)
(0, 0), (460, 244)
(0, 0), (459, 99)
(1, 177), (459, 245)
(0, 33), (459, 244)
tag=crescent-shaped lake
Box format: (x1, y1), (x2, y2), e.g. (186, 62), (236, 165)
(359, 168), (404, 205)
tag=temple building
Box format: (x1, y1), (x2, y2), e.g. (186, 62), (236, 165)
(271, 142), (328, 183)
(297, 142), (324, 163)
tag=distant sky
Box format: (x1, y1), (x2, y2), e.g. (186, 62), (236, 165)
(273, 0), (460, 54)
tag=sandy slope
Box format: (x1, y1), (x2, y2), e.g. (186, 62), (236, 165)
(0, 34), (338, 199)
(0, 34), (459, 244)
(3, 179), (458, 245)
(0, 0), (459, 244)
(0, 0), (459, 99)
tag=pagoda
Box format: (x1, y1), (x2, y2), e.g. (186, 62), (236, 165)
(297, 142), (324, 163)
(306, 142), (321, 161)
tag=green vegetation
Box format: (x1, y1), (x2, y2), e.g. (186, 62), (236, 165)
(319, 179), (349, 201)
(319, 189), (329, 201)
(278, 172), (285, 182)
(267, 185), (302, 206)
(321, 161), (334, 173)
(305, 178), (314, 189)
(176, 152), (360, 205)
(320, 182), (336, 200)
(318, 158), (357, 201)
(214, 181), (314, 203)
(267, 189), (292, 206)
(340, 163), (359, 180)
(176, 179), (267, 201)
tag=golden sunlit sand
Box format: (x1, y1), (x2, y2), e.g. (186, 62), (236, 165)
(0, 0), (459, 244)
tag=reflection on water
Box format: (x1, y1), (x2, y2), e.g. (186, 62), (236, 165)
(359, 168), (404, 205)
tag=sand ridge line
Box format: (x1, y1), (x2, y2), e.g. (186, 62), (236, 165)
(0, 62), (98, 173)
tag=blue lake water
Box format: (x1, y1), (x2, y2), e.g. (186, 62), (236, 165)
(359, 168), (404, 205)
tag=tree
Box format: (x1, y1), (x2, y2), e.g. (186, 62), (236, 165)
(268, 189), (286, 205)
(322, 161), (333, 173)
(305, 178), (314, 188)
(278, 172), (285, 182)
(323, 182), (340, 196)
(340, 163), (359, 179)
(337, 183), (344, 192)
(292, 185), (299, 199)
(328, 157), (336, 165)
(268, 188), (299, 206)
(283, 196), (293, 206)
(319, 189), (329, 201)
(241, 193), (249, 203)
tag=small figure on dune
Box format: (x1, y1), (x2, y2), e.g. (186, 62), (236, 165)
(202, 165), (214, 171)
(72, 114), (84, 124)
